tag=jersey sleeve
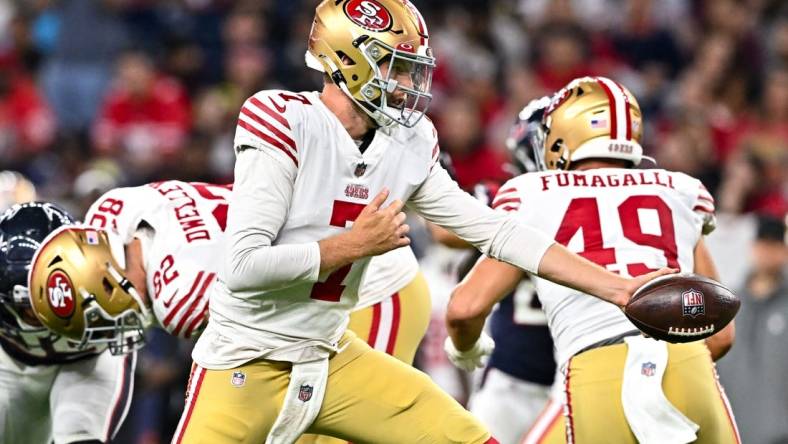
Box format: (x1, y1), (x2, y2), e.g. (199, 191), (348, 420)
(234, 90), (302, 172)
(693, 181), (717, 235)
(223, 148), (321, 292)
(407, 163), (554, 274)
(491, 179), (522, 213)
(154, 268), (215, 339)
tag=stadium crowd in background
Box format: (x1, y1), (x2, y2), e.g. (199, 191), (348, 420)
(0, 0), (786, 443)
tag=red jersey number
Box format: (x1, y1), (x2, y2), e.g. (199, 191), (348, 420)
(88, 197), (124, 230)
(189, 183), (232, 231)
(555, 195), (678, 277)
(310, 201), (366, 302)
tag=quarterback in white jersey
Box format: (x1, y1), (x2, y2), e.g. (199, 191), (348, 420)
(175, 3), (669, 443)
(0, 203), (134, 444)
(448, 77), (739, 444)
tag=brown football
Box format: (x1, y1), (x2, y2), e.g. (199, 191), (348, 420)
(625, 273), (740, 343)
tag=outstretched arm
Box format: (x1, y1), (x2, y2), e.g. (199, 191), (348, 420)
(409, 164), (675, 306)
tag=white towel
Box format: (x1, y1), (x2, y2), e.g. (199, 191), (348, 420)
(265, 357), (329, 444)
(621, 336), (699, 444)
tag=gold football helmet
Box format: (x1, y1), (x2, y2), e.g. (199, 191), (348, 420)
(28, 225), (152, 355)
(306, 0), (435, 128)
(540, 76), (644, 170)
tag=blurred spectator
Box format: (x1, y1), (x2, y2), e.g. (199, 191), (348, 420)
(92, 50), (191, 180)
(0, 56), (56, 162)
(717, 136), (788, 217)
(718, 215), (788, 444)
(435, 95), (510, 190)
(72, 158), (124, 216)
(39, 0), (131, 132)
(0, 170), (36, 211)
(533, 23), (593, 91)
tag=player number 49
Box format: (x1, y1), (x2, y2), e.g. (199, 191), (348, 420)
(555, 195), (679, 276)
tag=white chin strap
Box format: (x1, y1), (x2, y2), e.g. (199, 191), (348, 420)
(305, 51), (325, 72)
(305, 51), (398, 129)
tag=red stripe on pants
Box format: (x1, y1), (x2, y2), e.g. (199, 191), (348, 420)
(385, 293), (401, 354)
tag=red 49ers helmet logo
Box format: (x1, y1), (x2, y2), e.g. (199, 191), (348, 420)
(47, 270), (76, 318)
(344, 0), (393, 32)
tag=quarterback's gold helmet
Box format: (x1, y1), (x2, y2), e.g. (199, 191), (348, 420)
(541, 76), (644, 170)
(28, 225), (151, 355)
(306, 0), (434, 128)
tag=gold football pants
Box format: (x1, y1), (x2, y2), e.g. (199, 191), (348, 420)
(172, 331), (494, 444)
(298, 272), (431, 444)
(559, 341), (740, 444)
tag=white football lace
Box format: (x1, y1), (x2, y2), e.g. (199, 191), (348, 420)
(668, 325), (715, 336)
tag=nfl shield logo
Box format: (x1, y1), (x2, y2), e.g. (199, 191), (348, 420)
(354, 162), (367, 177)
(682, 289), (705, 317)
(641, 362), (656, 377)
(298, 384), (313, 402)
(231, 371), (246, 387)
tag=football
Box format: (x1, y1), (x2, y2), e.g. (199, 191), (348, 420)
(625, 273), (740, 343)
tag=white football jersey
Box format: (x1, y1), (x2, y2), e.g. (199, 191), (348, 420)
(198, 90), (440, 366)
(494, 168), (716, 366)
(358, 247), (419, 310)
(85, 181), (231, 338)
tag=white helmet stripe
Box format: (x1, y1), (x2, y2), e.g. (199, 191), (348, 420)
(595, 77), (630, 140)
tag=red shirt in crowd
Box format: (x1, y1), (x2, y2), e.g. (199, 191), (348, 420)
(93, 77), (191, 158)
(0, 74), (56, 155)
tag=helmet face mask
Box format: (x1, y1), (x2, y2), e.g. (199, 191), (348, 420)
(355, 39), (434, 127)
(307, 0), (435, 128)
(28, 226), (152, 355)
(506, 96), (552, 174)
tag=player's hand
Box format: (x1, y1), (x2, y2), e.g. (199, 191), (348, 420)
(444, 332), (495, 372)
(350, 188), (410, 257)
(617, 267), (679, 308)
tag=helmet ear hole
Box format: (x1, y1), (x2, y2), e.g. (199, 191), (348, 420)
(102, 277), (113, 297)
(550, 139), (563, 152)
(336, 51), (356, 66)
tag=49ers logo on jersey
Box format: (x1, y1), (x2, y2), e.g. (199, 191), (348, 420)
(47, 271), (75, 318)
(344, 0), (393, 32)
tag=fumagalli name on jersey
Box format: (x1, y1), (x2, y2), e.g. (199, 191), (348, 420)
(539, 170), (676, 191)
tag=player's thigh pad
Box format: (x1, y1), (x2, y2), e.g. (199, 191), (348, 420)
(565, 341), (739, 444)
(469, 367), (550, 444)
(308, 336), (491, 444)
(348, 272), (431, 365)
(0, 346), (58, 444)
(50, 350), (136, 444)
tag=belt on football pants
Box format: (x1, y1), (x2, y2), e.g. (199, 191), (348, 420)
(574, 330), (641, 357)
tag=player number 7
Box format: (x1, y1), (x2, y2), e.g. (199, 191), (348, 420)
(310, 200), (366, 302)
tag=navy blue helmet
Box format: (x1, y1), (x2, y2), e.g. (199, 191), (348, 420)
(0, 202), (75, 330)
